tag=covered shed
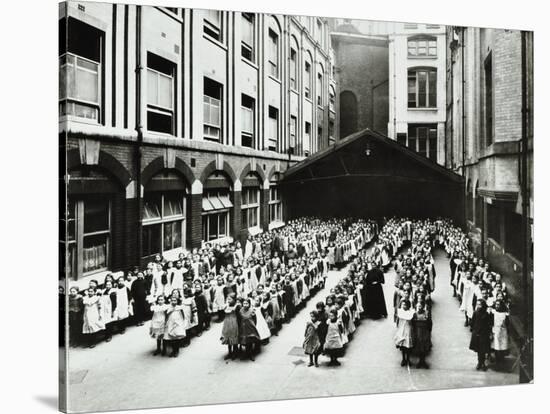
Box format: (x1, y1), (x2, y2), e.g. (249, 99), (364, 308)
(282, 129), (464, 223)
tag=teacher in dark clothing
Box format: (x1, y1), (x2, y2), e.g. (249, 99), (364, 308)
(364, 262), (388, 319)
(469, 298), (493, 371)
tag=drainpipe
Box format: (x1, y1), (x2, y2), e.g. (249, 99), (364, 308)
(135, 5), (143, 265)
(520, 30), (532, 383)
(461, 27), (467, 228)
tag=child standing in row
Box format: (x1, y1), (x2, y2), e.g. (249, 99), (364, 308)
(221, 294), (240, 360)
(164, 294), (186, 357)
(324, 309), (344, 366)
(150, 295), (168, 356)
(82, 288), (105, 348)
(394, 300), (415, 366)
(303, 311), (321, 367)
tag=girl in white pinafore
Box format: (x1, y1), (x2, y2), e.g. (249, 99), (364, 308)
(460, 273), (475, 326)
(254, 296), (271, 341)
(491, 299), (510, 366)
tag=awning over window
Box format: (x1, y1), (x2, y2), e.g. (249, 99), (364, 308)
(202, 194), (233, 212)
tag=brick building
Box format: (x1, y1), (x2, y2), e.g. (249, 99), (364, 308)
(59, 1), (337, 283)
(445, 26), (533, 375)
(330, 20), (389, 137)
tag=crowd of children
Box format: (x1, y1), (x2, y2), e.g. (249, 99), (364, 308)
(63, 215), (511, 372)
(65, 217), (378, 361)
(442, 222), (511, 371)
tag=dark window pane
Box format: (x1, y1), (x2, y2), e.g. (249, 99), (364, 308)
(83, 199), (109, 234)
(143, 193), (162, 220)
(147, 110), (173, 134)
(209, 214), (218, 239)
(142, 224), (161, 257)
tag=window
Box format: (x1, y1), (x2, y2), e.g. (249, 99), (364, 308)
(316, 19), (323, 46)
(203, 10), (222, 42)
(407, 124), (438, 161)
(241, 94), (255, 148)
(408, 37), (437, 57)
(290, 48), (297, 90)
(318, 126), (323, 148)
(304, 122), (311, 156)
(241, 187), (260, 229)
(268, 29), (279, 78)
(62, 197), (110, 279)
(404, 23), (418, 30)
(475, 185), (483, 228)
(329, 120), (335, 145)
(241, 13), (255, 62)
(484, 53), (493, 146)
(202, 189), (232, 242)
(290, 115), (297, 152)
(504, 210), (522, 260)
(329, 88), (335, 111)
(142, 191), (186, 257)
(269, 185), (282, 223)
(408, 68), (437, 108)
(59, 18), (103, 122)
(147, 53), (175, 134)
(397, 133), (407, 146)
(203, 77), (222, 141)
(268, 106), (279, 151)
(317, 72), (323, 106)
(487, 203), (500, 243)
(304, 61), (312, 99)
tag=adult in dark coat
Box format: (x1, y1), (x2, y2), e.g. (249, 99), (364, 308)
(364, 263), (388, 319)
(131, 272), (149, 326)
(469, 299), (493, 371)
(271, 230), (283, 258)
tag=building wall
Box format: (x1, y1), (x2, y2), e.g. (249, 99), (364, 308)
(332, 36), (389, 136)
(445, 26), (534, 339)
(60, 1), (337, 284)
(387, 23), (447, 165)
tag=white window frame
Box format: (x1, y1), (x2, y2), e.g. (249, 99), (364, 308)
(268, 106), (278, 151)
(203, 80), (222, 141)
(408, 68), (437, 109)
(241, 13), (255, 62)
(203, 10), (222, 42)
(304, 61), (312, 99)
(408, 37), (437, 57)
(63, 198), (111, 279)
(202, 189), (231, 242)
(147, 66), (174, 134)
(268, 185), (283, 224)
(290, 48), (297, 90)
(59, 52), (101, 122)
(268, 29), (279, 79)
(142, 192), (186, 257)
(241, 187), (260, 230)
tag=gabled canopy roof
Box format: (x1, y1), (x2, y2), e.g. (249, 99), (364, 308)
(283, 128), (463, 184)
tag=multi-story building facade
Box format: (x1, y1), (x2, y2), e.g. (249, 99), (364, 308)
(388, 22), (447, 165)
(445, 26), (533, 375)
(59, 1), (337, 282)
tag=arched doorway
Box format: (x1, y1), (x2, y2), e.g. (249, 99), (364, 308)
(340, 90), (358, 138)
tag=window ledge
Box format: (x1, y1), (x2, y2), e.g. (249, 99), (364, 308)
(59, 115), (101, 126)
(407, 55), (438, 60)
(203, 34), (228, 51)
(268, 75), (281, 84)
(241, 57), (259, 70)
(407, 107), (439, 112)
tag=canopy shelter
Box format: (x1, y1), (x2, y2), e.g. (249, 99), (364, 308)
(281, 129), (464, 223)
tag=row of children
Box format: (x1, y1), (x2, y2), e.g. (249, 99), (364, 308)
(64, 217), (378, 355)
(387, 218), (437, 368)
(302, 244), (389, 366)
(442, 223), (511, 371)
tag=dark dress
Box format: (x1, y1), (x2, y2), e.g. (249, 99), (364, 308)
(413, 311), (432, 354)
(238, 308), (260, 345)
(364, 267), (388, 319)
(469, 309), (493, 354)
(130, 278), (149, 322)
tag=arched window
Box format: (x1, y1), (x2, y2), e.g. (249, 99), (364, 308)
(268, 16), (281, 79)
(407, 36), (437, 57)
(304, 51), (313, 99)
(408, 67), (437, 108)
(289, 36), (299, 90)
(340, 90), (358, 138)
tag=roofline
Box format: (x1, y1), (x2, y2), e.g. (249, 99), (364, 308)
(282, 128), (464, 183)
